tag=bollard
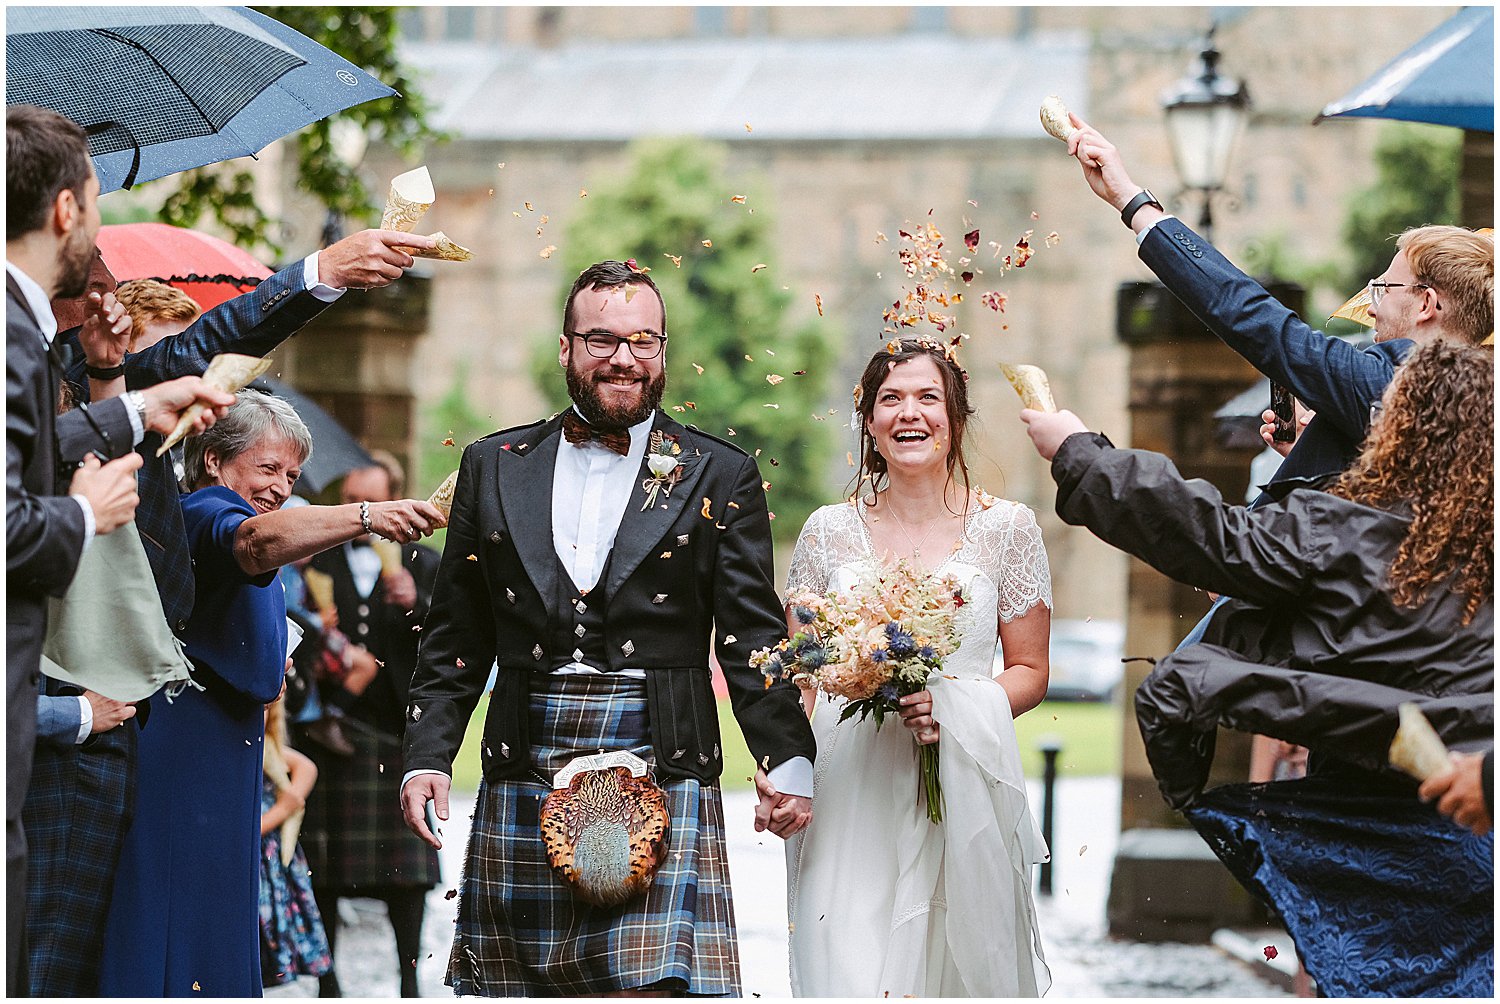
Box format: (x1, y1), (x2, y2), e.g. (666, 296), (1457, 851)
(1037, 735), (1063, 896)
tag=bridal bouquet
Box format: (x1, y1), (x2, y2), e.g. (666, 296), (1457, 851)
(752, 560), (966, 823)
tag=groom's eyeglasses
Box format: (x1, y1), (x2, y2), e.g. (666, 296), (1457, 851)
(566, 330), (668, 360)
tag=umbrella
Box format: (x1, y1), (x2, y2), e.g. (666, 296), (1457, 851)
(1316, 6), (1493, 132)
(6, 6), (396, 194)
(95, 222), (274, 312)
(248, 376), (374, 495)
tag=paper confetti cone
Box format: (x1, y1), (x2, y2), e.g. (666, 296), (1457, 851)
(427, 469), (460, 520)
(1388, 703), (1451, 781)
(1001, 363), (1058, 413)
(156, 353), (271, 456)
(402, 231), (474, 262)
(1040, 96), (1078, 142)
(381, 165), (435, 232)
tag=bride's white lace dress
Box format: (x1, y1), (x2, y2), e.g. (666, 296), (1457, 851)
(783, 498), (1053, 998)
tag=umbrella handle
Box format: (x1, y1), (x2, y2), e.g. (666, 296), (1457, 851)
(85, 121), (142, 190)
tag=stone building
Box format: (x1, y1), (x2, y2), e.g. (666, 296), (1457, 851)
(268, 5), (1452, 631)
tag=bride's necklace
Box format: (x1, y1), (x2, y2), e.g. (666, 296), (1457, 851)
(884, 506), (947, 559)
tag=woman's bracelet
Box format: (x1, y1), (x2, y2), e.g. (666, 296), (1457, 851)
(359, 500), (372, 533)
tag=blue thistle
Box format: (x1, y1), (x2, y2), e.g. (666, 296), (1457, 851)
(869, 648), (889, 663)
(885, 623), (917, 658)
(878, 683), (900, 703)
(792, 604), (817, 625)
(918, 645), (938, 662)
(796, 644), (827, 670)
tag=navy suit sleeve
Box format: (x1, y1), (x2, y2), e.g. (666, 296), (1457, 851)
(71, 264), (332, 387)
(1139, 221), (1401, 440)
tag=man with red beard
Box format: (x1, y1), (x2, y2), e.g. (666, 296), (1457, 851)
(400, 260), (815, 996)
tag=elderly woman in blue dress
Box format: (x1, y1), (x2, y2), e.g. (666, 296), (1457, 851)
(99, 391), (446, 997)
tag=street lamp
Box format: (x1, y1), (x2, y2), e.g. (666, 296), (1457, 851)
(1160, 26), (1251, 238)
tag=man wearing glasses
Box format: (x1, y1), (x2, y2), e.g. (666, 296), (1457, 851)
(1064, 114), (1493, 504)
(399, 260), (814, 996)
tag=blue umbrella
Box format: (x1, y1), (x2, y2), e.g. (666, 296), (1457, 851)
(1316, 6), (1493, 132)
(6, 6), (396, 194)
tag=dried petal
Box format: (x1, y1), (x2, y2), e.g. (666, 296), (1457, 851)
(701, 239), (713, 248)
(751, 263), (767, 273)
(692, 362), (704, 375)
(539, 245), (556, 259)
(964, 229), (980, 252)
(814, 294), (824, 316)
(441, 437), (455, 446)
(766, 374), (784, 385)
(665, 253), (682, 267)
(731, 194), (747, 204)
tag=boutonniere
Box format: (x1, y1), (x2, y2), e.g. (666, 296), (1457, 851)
(641, 431), (693, 510)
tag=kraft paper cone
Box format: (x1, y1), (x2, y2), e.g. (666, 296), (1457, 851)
(1001, 363), (1058, 413)
(1388, 703), (1451, 781)
(303, 567), (335, 618)
(156, 353), (271, 456)
(381, 165), (435, 233)
(427, 469), (459, 520)
(372, 539), (402, 576)
(1040, 96), (1078, 142)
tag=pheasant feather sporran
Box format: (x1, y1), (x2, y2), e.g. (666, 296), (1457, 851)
(541, 766), (670, 907)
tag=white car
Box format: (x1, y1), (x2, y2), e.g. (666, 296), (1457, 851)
(995, 619), (1125, 702)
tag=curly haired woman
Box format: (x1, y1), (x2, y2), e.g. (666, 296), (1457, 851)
(1021, 339), (1492, 997)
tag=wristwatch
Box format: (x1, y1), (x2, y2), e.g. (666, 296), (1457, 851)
(1120, 189), (1164, 228)
(124, 390), (148, 430)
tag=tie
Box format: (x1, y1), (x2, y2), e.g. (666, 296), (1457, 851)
(562, 411), (631, 456)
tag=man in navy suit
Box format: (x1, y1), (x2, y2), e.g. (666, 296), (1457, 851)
(21, 176), (435, 997)
(1064, 115), (1493, 502)
(6, 104), (236, 995)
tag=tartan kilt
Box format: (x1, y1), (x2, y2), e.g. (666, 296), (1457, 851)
(296, 716), (440, 891)
(448, 673), (740, 997)
(22, 724), (135, 996)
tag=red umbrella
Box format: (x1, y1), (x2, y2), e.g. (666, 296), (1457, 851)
(94, 223), (274, 311)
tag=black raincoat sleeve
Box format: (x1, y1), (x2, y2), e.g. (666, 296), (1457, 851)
(1051, 432), (1324, 605)
(1134, 643), (1495, 810)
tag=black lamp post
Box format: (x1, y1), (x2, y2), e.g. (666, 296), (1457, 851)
(1160, 26), (1251, 240)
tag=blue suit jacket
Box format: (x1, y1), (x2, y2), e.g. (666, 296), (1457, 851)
(62, 262), (335, 631)
(1139, 220), (1412, 500)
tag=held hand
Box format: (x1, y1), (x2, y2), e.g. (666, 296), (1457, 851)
(85, 690), (137, 733)
(68, 452), (143, 533)
(139, 376), (236, 437)
(368, 499), (448, 545)
(318, 229), (438, 290)
(401, 773), (451, 850)
(898, 690), (941, 746)
(1065, 115), (1143, 212)
(1418, 751), (1492, 837)
(753, 769), (812, 838)
(1019, 408), (1089, 462)
(382, 565), (418, 611)
(78, 291), (132, 368)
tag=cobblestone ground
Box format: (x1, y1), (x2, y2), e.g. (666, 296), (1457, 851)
(267, 777), (1289, 999)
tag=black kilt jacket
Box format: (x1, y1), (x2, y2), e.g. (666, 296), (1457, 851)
(403, 409), (815, 785)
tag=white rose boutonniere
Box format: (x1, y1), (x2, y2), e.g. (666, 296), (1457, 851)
(641, 431), (693, 510)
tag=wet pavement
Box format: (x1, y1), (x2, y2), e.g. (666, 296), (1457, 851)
(267, 777), (1290, 999)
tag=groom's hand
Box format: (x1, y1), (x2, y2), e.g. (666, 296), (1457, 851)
(401, 772), (451, 850)
(1020, 408), (1089, 461)
(753, 769), (812, 839)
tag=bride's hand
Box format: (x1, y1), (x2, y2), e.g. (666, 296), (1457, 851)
(898, 690), (940, 745)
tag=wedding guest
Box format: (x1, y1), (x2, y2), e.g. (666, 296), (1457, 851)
(300, 452), (441, 998)
(98, 391), (444, 996)
(260, 686), (333, 989)
(1021, 339), (1493, 997)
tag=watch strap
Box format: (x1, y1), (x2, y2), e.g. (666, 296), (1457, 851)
(1120, 189), (1163, 228)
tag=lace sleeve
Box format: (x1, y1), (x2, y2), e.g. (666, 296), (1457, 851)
(785, 507), (830, 598)
(984, 502), (1053, 623)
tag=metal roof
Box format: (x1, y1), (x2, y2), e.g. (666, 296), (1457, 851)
(401, 33), (1089, 141)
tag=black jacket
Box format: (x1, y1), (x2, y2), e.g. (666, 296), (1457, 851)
(403, 410), (815, 784)
(1052, 432), (1493, 809)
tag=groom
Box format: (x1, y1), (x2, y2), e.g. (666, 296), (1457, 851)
(400, 260), (814, 996)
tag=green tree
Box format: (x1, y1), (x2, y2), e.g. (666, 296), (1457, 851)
(1341, 123), (1461, 291)
(150, 7), (443, 256)
(531, 137), (835, 540)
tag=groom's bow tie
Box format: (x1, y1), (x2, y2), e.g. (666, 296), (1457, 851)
(562, 411), (631, 456)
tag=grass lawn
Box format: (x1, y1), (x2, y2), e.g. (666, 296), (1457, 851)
(454, 694), (1122, 793)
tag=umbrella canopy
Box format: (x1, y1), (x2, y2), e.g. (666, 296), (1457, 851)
(6, 6), (396, 194)
(248, 376), (374, 495)
(1316, 6), (1493, 132)
(95, 222), (274, 311)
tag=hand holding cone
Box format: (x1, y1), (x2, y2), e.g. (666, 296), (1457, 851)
(1001, 363), (1058, 413)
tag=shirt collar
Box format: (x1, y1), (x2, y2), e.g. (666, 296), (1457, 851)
(5, 261), (58, 346)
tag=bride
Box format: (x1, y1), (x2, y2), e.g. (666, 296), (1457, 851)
(784, 338), (1052, 997)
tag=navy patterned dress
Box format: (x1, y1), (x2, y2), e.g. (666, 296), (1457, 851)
(259, 776), (332, 987)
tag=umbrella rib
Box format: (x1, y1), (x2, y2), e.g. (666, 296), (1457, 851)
(94, 28), (219, 134)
